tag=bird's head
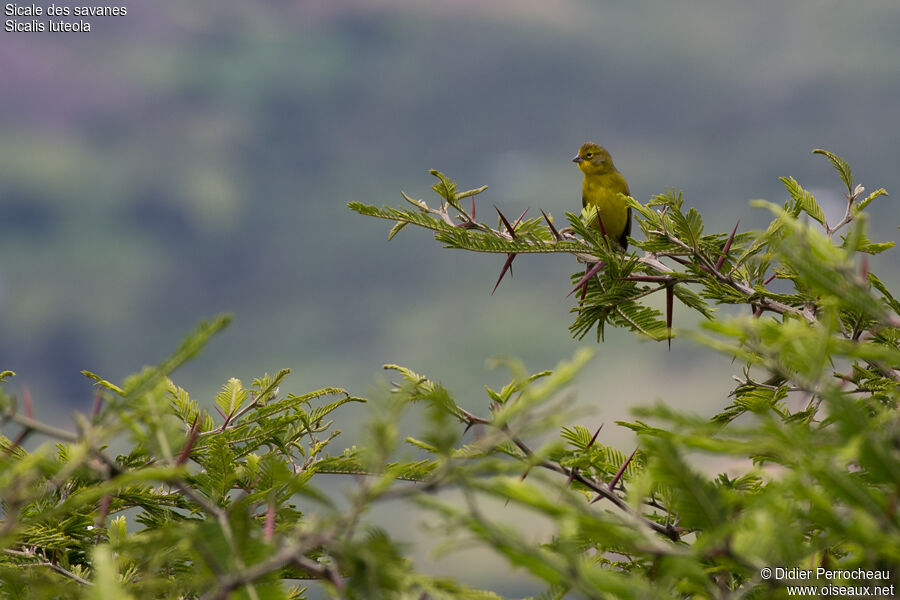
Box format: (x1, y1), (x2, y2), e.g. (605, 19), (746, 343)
(572, 142), (615, 175)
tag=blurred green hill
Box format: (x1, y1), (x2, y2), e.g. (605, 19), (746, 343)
(1, 0), (898, 432)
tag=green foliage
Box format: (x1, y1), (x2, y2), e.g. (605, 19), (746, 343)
(343, 150), (899, 597)
(0, 318), (456, 599)
(2, 151), (899, 598)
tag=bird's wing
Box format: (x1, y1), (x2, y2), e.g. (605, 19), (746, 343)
(620, 205), (632, 249)
(617, 179), (632, 249)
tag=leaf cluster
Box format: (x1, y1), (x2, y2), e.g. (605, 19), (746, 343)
(1, 151), (898, 599)
(341, 150), (899, 598)
(0, 317), (488, 599)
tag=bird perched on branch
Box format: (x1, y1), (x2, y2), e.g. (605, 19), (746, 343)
(572, 142), (631, 250)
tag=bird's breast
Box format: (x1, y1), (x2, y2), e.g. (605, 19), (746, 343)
(582, 175), (629, 238)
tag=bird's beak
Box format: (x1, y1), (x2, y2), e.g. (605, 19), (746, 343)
(572, 154), (583, 163)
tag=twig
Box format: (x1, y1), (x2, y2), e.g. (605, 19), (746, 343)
(198, 543), (343, 600)
(6, 414), (79, 442)
(3, 548), (93, 585)
(501, 424), (679, 541)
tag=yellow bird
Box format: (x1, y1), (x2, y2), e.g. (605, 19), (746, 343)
(572, 142), (631, 250)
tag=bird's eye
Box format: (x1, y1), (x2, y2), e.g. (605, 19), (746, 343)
(585, 152), (593, 159)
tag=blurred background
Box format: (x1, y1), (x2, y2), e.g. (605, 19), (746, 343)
(1, 0), (899, 594)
